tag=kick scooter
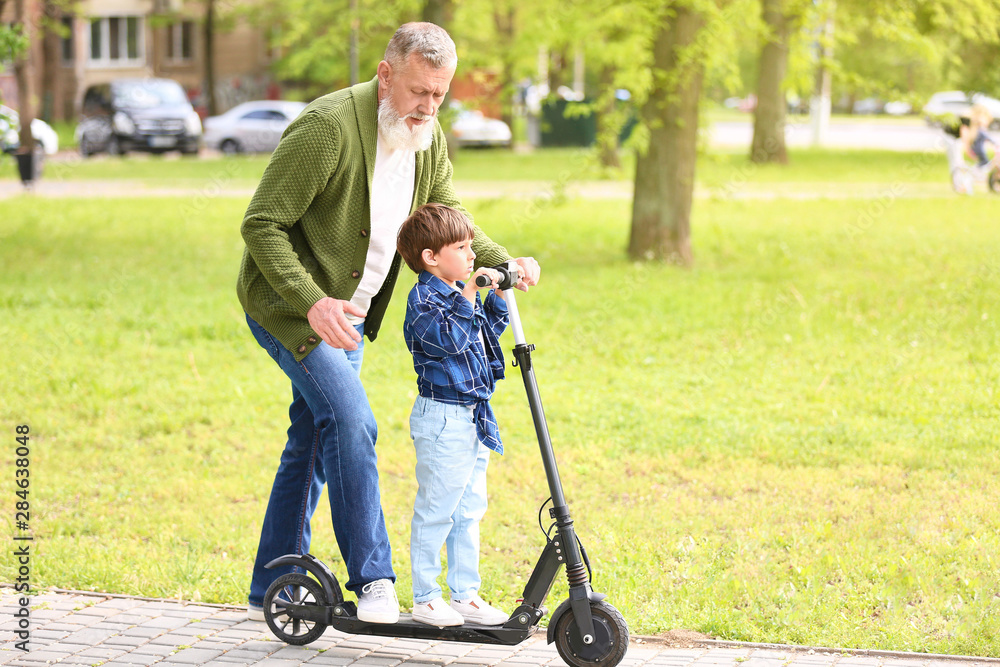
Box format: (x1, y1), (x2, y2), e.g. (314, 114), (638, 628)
(261, 262), (629, 667)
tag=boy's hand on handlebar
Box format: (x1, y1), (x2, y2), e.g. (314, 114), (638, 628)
(463, 268), (503, 303)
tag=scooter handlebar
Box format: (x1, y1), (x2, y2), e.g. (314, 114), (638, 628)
(475, 261), (521, 290)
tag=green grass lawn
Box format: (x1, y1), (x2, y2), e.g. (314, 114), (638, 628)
(3, 146), (952, 194)
(2, 181), (998, 655)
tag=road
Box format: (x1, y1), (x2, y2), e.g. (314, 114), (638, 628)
(0, 119), (954, 201)
(710, 118), (949, 152)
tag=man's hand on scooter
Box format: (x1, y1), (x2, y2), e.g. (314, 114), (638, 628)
(513, 257), (540, 292)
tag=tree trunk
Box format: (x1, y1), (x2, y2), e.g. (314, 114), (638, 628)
(349, 0), (359, 85)
(628, 4), (704, 265)
(547, 48), (568, 94)
(810, 7), (834, 146)
(596, 63), (621, 169)
(750, 0), (789, 164)
(13, 0), (37, 153)
(493, 4), (516, 135)
(204, 0), (218, 116)
(425, 0), (455, 153)
(40, 0), (59, 122)
(421, 0), (453, 27)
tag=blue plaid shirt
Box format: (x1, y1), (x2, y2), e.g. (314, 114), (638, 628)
(403, 271), (509, 454)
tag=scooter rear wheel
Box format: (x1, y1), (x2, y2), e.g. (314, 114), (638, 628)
(263, 573), (329, 645)
(553, 600), (629, 667)
(988, 168), (1000, 194)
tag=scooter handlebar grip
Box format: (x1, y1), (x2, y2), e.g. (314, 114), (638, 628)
(474, 263), (521, 290)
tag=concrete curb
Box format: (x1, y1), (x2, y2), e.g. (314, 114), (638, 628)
(649, 639), (1000, 665)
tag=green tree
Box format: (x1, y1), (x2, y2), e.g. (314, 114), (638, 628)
(566, 1), (648, 168)
(628, 2), (706, 265)
(628, 0), (751, 264)
(2, 0), (36, 155)
(822, 0), (1000, 109)
(749, 0), (808, 163)
(260, 0), (416, 96)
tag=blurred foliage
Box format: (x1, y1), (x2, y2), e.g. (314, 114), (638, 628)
(224, 0), (1000, 124)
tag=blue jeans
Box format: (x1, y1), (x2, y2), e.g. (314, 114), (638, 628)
(246, 314), (395, 606)
(409, 396), (491, 603)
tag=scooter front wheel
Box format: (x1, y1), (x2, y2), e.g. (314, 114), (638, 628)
(263, 573), (329, 645)
(952, 167), (975, 195)
(553, 600), (629, 667)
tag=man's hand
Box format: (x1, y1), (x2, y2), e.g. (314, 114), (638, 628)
(513, 257), (540, 292)
(307, 297), (366, 350)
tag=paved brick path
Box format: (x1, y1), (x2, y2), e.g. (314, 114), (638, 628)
(2, 590), (998, 667)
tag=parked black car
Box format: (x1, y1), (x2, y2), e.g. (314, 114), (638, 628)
(76, 79), (202, 156)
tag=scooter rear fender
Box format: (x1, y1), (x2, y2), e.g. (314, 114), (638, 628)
(264, 553), (344, 605)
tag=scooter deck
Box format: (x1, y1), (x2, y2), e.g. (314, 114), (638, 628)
(328, 613), (537, 646)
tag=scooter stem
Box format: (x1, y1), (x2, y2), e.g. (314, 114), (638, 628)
(502, 288), (566, 509)
(504, 285), (528, 347)
(502, 287), (600, 645)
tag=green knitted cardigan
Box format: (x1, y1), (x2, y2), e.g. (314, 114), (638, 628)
(237, 77), (510, 361)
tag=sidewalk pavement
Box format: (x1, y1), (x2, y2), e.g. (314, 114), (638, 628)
(2, 589), (998, 667)
(0, 178), (959, 202)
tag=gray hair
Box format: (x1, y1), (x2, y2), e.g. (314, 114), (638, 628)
(384, 22), (457, 71)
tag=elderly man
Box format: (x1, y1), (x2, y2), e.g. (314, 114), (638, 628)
(237, 22), (540, 624)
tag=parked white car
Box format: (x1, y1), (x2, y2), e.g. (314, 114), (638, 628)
(923, 91), (1000, 128)
(449, 102), (511, 147)
(883, 100), (913, 116)
(203, 100), (307, 154)
(0, 105), (59, 155)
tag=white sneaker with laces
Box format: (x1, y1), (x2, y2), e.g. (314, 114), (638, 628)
(412, 597), (464, 627)
(357, 579), (400, 624)
(450, 594), (508, 626)
(247, 604), (265, 622)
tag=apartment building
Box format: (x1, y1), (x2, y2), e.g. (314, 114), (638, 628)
(1, 0), (277, 121)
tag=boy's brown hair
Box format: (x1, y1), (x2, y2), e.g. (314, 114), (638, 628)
(396, 203), (475, 273)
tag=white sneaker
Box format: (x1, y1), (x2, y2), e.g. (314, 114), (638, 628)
(450, 595), (508, 625)
(357, 579), (400, 624)
(412, 597), (464, 627)
(247, 604), (265, 622)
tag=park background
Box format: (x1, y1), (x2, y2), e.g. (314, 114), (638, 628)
(2, 0), (1000, 659)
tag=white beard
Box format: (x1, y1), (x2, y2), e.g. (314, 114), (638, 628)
(377, 94), (435, 152)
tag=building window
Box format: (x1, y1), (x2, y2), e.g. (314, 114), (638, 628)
(60, 16), (74, 63)
(166, 21), (194, 62)
(88, 16), (143, 66)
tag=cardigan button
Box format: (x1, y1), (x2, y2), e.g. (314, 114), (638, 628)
(297, 344), (307, 354)
(351, 270), (360, 279)
(360, 229), (368, 237)
(307, 336), (317, 344)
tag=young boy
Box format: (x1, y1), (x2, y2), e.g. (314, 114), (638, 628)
(395, 203), (510, 627)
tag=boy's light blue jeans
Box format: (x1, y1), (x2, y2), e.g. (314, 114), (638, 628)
(245, 314), (395, 607)
(409, 396), (492, 604)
